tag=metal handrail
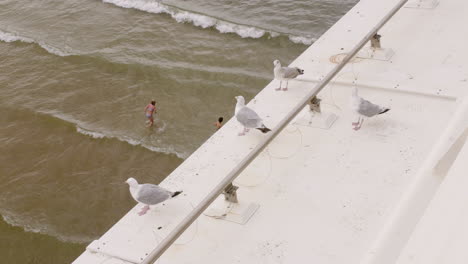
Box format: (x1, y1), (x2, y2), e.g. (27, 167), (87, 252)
(142, 0), (409, 263)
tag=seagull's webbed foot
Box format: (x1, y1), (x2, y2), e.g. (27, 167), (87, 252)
(353, 121), (363, 131)
(352, 117), (361, 127)
(356, 119), (364, 130)
(138, 205), (150, 216)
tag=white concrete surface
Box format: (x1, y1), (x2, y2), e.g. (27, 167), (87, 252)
(73, 0), (468, 263)
(395, 127), (468, 264)
(358, 96), (468, 264)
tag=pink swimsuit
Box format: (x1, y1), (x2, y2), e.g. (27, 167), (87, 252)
(145, 104), (155, 118)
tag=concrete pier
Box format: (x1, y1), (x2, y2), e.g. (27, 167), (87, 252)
(74, 0), (468, 263)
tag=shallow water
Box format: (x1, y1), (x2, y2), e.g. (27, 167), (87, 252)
(0, 0), (357, 262)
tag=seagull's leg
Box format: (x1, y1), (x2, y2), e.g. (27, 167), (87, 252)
(358, 118), (364, 129)
(138, 205), (150, 216)
(275, 81), (282, 91)
(352, 116), (360, 126)
(238, 127), (248, 136)
(282, 81), (289, 91)
(352, 117), (361, 130)
(353, 118), (364, 131)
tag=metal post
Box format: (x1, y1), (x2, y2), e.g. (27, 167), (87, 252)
(370, 33), (382, 49)
(309, 96), (322, 113)
(141, 0), (409, 263)
(223, 182), (239, 203)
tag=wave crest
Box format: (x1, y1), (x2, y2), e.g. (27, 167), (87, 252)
(0, 30), (34, 43)
(1, 212), (93, 244)
(34, 110), (186, 159)
(102, 0), (314, 44)
(76, 126), (187, 159)
(76, 127), (106, 139)
(0, 30), (72, 56)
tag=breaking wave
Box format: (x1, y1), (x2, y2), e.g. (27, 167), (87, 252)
(76, 127), (106, 139)
(0, 30), (72, 57)
(1, 212), (93, 244)
(102, 0), (315, 45)
(34, 110), (187, 159)
(76, 126), (187, 159)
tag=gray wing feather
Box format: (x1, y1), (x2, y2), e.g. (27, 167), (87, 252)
(282, 67), (301, 79)
(136, 184), (171, 205)
(358, 99), (384, 117)
(236, 107), (263, 128)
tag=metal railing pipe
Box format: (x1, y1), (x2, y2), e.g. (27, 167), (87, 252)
(142, 0), (409, 263)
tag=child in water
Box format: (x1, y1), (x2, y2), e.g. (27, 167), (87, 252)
(215, 117), (223, 130)
(144, 100), (157, 127)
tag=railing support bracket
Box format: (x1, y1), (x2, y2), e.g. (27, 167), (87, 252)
(357, 33), (394, 61)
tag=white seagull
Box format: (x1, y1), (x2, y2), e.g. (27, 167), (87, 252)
(350, 87), (390, 130)
(126, 177), (182, 216)
(235, 96), (271, 136)
(273, 59), (304, 91)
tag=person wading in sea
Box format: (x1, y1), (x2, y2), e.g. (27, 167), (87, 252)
(214, 117), (223, 130)
(144, 100), (157, 127)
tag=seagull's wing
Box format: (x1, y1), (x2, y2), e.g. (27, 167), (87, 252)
(282, 67), (301, 79)
(236, 107), (263, 128)
(357, 99), (385, 117)
(136, 184), (172, 205)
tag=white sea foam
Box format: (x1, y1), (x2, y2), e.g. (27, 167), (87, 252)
(173, 11), (216, 28)
(36, 42), (71, 57)
(36, 110), (186, 159)
(288, 35), (315, 45)
(157, 120), (167, 133)
(102, 0), (313, 44)
(76, 127), (106, 139)
(103, 0), (168, 14)
(1, 212), (94, 244)
(76, 126), (187, 159)
(215, 22), (266, 38)
(0, 30), (34, 43)
(0, 30), (71, 56)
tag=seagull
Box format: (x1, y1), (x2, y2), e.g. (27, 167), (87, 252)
(125, 177), (182, 216)
(273, 59), (304, 91)
(350, 87), (390, 130)
(235, 96), (271, 136)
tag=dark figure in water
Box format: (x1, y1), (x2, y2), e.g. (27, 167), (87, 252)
(144, 100), (157, 127)
(215, 117), (224, 130)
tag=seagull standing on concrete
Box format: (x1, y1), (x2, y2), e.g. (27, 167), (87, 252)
(235, 96), (271, 136)
(350, 87), (390, 130)
(126, 177), (182, 216)
(273, 59), (304, 91)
